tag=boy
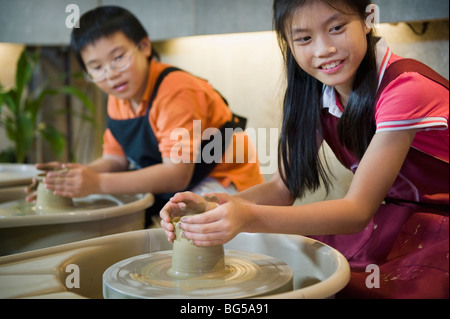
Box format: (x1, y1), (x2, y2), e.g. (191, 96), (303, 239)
(28, 6), (263, 226)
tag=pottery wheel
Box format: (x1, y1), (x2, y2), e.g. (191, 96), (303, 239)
(102, 249), (293, 299)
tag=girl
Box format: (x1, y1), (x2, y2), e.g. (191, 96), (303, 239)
(160, 0), (449, 298)
(26, 6), (263, 227)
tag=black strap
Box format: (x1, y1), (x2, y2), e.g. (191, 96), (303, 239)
(149, 66), (247, 130)
(150, 67), (248, 189)
(377, 58), (449, 101)
(148, 67), (182, 107)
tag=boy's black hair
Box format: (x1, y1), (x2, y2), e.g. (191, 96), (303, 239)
(71, 5), (157, 71)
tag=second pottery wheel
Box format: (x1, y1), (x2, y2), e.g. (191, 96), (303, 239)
(0, 176), (153, 255)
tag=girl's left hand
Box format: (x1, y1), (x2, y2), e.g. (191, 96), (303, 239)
(173, 193), (253, 246)
(44, 163), (100, 198)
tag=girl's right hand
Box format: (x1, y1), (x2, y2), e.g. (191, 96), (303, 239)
(159, 192), (221, 242)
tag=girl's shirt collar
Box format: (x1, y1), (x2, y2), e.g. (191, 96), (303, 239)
(322, 37), (392, 118)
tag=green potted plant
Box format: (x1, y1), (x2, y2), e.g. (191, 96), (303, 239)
(0, 50), (95, 163)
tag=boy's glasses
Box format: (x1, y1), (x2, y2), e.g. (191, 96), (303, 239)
(85, 46), (139, 83)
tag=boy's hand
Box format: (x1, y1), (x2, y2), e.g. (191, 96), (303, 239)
(44, 163), (99, 198)
(24, 162), (63, 202)
(35, 162), (63, 171)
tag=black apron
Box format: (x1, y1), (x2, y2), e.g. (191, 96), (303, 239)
(107, 67), (246, 225)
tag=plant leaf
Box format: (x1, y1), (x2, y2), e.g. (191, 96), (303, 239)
(59, 86), (96, 115)
(38, 123), (66, 158)
(2, 49), (95, 163)
(0, 147), (16, 163)
(15, 50), (37, 108)
(14, 113), (34, 163)
(0, 89), (18, 114)
(24, 88), (60, 124)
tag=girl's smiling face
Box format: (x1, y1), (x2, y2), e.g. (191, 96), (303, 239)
(81, 31), (152, 104)
(288, 1), (371, 101)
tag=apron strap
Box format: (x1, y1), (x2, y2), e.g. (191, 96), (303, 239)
(376, 58), (449, 102)
(148, 66), (182, 108)
(151, 67), (247, 189)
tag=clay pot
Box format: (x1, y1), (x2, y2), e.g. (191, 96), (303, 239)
(167, 217), (226, 279)
(35, 173), (74, 212)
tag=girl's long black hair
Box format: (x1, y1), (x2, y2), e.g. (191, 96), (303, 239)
(274, 0), (378, 199)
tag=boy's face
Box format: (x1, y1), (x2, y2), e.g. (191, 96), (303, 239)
(81, 31), (152, 103)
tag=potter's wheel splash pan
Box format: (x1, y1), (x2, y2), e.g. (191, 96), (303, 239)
(0, 191), (153, 228)
(103, 249), (293, 299)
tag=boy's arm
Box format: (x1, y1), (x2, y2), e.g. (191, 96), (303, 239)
(87, 154), (129, 173)
(97, 159), (196, 195)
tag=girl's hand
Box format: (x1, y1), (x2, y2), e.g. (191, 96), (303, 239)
(43, 163), (100, 198)
(159, 192), (225, 243)
(169, 193), (252, 246)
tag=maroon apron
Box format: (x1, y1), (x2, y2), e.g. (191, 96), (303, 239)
(313, 59), (449, 299)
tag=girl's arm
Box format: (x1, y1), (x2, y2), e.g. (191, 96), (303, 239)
(179, 129), (416, 246)
(233, 171), (296, 206)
